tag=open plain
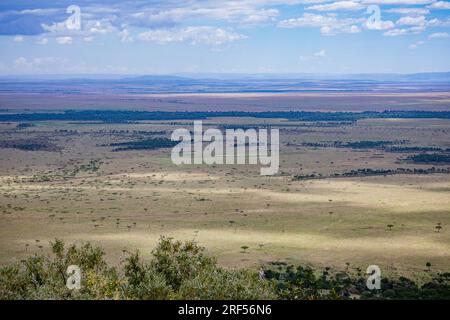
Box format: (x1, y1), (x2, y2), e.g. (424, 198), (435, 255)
(1, 114), (449, 279)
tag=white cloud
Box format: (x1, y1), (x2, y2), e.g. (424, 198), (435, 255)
(396, 15), (427, 26)
(118, 29), (133, 42)
(241, 8), (279, 24)
(313, 49), (326, 57)
(41, 20), (68, 34)
(383, 25), (425, 36)
(56, 36), (73, 44)
(128, 2), (283, 27)
(300, 48), (328, 61)
(11, 56), (71, 72)
(14, 57), (32, 68)
(381, 13), (450, 36)
(138, 26), (246, 45)
(13, 36), (24, 42)
(428, 31), (450, 38)
(427, 17), (450, 26)
(85, 20), (116, 35)
(36, 37), (48, 45)
(409, 40), (424, 49)
(427, 1), (450, 9)
(307, 1), (365, 11)
(366, 19), (395, 30)
(386, 8), (430, 15)
(42, 18), (116, 39)
(382, 14), (439, 36)
(278, 13), (362, 35)
(363, 0), (434, 4)
(384, 28), (408, 36)
(17, 8), (59, 15)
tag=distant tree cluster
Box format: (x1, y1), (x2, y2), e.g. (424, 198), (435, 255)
(407, 153), (450, 164)
(300, 140), (407, 150)
(15, 123), (36, 130)
(108, 138), (178, 151)
(293, 167), (450, 181)
(0, 139), (60, 152)
(386, 146), (450, 153)
(1, 110), (450, 123)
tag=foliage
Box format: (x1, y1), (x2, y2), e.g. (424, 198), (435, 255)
(265, 263), (450, 300)
(0, 139), (60, 152)
(0, 237), (271, 300)
(109, 138), (178, 151)
(407, 153), (450, 164)
(1, 238), (449, 300)
(0, 239), (120, 299)
(2, 110), (450, 124)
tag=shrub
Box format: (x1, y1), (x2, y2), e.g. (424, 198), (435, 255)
(0, 239), (119, 299)
(178, 268), (275, 300)
(1, 237), (449, 300)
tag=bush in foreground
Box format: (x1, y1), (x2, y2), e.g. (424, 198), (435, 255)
(0, 237), (274, 300)
(1, 237), (449, 300)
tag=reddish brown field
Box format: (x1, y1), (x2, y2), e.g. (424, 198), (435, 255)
(1, 91), (450, 111)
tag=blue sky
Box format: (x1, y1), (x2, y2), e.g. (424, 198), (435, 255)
(1, 0), (450, 75)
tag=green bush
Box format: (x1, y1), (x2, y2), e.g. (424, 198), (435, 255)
(122, 251), (172, 299)
(1, 237), (449, 300)
(0, 239), (120, 299)
(0, 237), (272, 300)
(265, 263), (450, 300)
(178, 268), (275, 299)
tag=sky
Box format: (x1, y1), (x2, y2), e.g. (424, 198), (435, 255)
(0, 0), (450, 75)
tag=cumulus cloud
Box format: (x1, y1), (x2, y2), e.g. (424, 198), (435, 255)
(42, 18), (116, 37)
(313, 49), (326, 57)
(118, 29), (133, 42)
(397, 15), (427, 26)
(138, 26), (246, 45)
(56, 36), (72, 44)
(0, 0), (449, 44)
(13, 56), (69, 71)
(307, 1), (365, 11)
(379, 12), (450, 36)
(366, 19), (395, 30)
(363, 0), (434, 4)
(427, 17), (450, 26)
(427, 1), (450, 9)
(14, 57), (32, 68)
(36, 37), (48, 45)
(386, 8), (430, 15)
(409, 40), (424, 49)
(428, 31), (450, 38)
(383, 25), (425, 36)
(300, 48), (328, 61)
(13, 36), (24, 42)
(278, 13), (362, 35)
(128, 2), (282, 27)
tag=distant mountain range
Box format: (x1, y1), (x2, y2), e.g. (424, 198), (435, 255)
(1, 72), (450, 82)
(173, 72), (450, 82)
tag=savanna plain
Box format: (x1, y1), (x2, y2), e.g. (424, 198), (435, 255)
(1, 93), (449, 284)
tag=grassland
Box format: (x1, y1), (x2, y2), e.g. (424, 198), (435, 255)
(0, 115), (449, 280)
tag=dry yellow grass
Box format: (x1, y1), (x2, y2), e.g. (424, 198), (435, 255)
(0, 118), (449, 278)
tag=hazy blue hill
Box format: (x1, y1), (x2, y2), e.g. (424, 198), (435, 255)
(120, 75), (191, 82)
(1, 72), (449, 83)
(172, 72), (450, 82)
(0, 72), (448, 94)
